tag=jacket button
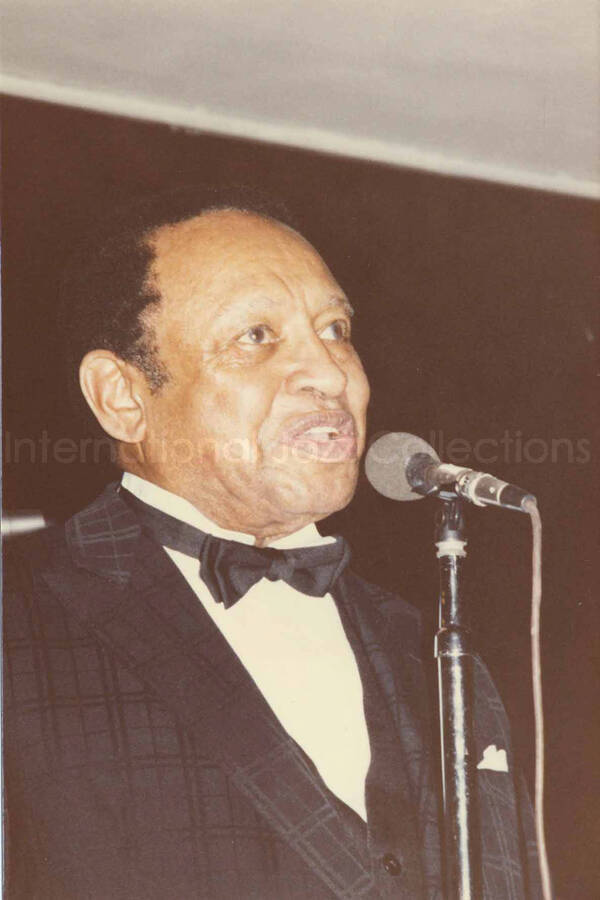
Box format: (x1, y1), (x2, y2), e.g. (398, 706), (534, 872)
(381, 853), (402, 875)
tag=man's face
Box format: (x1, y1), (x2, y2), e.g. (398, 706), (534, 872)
(135, 210), (370, 540)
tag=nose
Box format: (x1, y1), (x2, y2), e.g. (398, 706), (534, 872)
(285, 331), (348, 399)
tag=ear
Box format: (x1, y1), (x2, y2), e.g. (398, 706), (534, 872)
(79, 350), (147, 444)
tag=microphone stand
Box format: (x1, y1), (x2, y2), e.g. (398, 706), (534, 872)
(434, 496), (482, 898)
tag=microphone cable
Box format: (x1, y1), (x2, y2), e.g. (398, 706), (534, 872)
(523, 498), (552, 900)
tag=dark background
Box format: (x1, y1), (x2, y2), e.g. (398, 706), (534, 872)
(2, 94), (598, 897)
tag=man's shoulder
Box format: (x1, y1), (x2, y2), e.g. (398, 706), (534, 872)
(5, 481), (140, 577)
(2, 482), (136, 619)
(3, 484), (142, 679)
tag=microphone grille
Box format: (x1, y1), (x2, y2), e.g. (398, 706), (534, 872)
(365, 432), (440, 501)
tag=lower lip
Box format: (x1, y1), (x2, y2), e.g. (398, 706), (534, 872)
(279, 434), (357, 462)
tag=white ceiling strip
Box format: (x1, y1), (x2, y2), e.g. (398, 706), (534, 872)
(2, 74), (598, 200)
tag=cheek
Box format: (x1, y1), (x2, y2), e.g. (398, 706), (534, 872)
(144, 386), (189, 442)
(192, 371), (278, 442)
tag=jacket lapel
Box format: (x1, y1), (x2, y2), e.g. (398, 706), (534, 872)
(41, 484), (379, 900)
(334, 573), (442, 898)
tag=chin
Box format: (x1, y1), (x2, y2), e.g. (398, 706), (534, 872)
(269, 461), (359, 520)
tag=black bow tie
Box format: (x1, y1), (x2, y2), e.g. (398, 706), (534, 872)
(121, 489), (351, 608)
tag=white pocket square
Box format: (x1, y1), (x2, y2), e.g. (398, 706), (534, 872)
(477, 744), (509, 772)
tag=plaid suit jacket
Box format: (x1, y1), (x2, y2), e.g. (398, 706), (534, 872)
(3, 484), (540, 898)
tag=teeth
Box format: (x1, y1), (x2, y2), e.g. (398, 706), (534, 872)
(304, 425), (340, 437)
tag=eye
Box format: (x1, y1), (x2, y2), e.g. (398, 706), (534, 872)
(237, 324), (278, 345)
(318, 319), (350, 342)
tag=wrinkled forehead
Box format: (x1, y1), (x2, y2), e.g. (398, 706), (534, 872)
(147, 209), (337, 308)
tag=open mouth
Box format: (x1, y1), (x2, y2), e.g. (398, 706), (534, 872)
(278, 411), (357, 461)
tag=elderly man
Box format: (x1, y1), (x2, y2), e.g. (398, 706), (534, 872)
(4, 192), (539, 899)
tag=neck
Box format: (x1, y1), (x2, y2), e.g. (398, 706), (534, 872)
(250, 520), (317, 547)
(121, 467), (321, 547)
(194, 504), (319, 547)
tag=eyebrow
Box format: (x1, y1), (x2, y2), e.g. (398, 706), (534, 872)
(325, 296), (355, 318)
(212, 296), (279, 324)
(212, 294), (355, 323)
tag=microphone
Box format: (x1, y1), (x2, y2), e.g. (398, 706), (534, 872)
(365, 432), (536, 512)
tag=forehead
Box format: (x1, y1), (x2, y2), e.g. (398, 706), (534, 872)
(147, 210), (342, 318)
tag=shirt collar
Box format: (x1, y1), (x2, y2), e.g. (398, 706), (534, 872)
(121, 472), (334, 550)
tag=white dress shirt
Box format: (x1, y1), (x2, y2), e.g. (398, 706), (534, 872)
(122, 472), (371, 821)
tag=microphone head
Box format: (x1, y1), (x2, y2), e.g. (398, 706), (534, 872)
(365, 432), (440, 501)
